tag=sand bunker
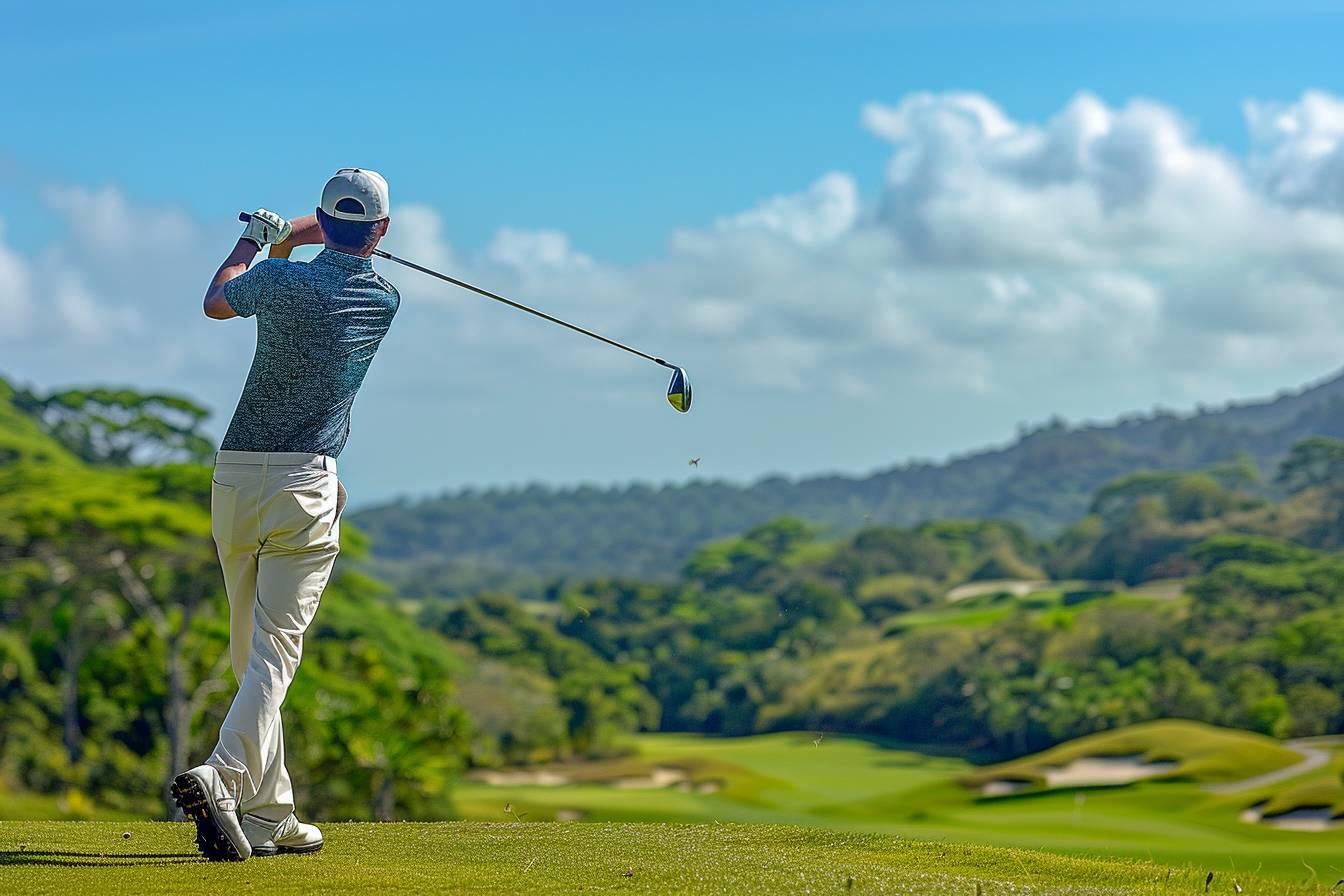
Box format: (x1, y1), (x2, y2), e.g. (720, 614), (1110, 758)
(981, 754), (1178, 795)
(1240, 803), (1342, 832)
(980, 780), (1030, 797)
(946, 580), (1047, 602)
(1042, 755), (1178, 787)
(472, 764), (710, 792)
(471, 769), (571, 787)
(677, 779), (723, 794)
(611, 767), (688, 789)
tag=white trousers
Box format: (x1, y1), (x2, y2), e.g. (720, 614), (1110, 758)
(205, 450), (345, 821)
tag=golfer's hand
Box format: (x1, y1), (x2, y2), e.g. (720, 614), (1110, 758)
(240, 209), (292, 249)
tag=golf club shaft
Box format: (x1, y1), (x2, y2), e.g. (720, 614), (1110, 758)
(238, 212), (673, 370)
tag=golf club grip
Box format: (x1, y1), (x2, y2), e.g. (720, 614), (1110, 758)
(237, 212), (296, 258)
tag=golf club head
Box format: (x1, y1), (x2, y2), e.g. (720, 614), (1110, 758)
(666, 367), (692, 413)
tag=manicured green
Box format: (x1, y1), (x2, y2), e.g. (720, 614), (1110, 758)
(962, 720), (1303, 786)
(8, 379), (1344, 894)
(454, 729), (1344, 882)
(1258, 740), (1344, 817)
(1, 821), (1332, 896)
(0, 785), (137, 823)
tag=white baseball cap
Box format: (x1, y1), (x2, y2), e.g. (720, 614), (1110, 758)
(321, 168), (390, 221)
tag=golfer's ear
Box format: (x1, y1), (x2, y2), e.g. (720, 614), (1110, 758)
(378, 217), (390, 238)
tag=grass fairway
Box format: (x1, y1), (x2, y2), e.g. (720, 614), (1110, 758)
(455, 729), (1344, 882)
(0, 820), (1332, 896)
(962, 720), (1303, 786)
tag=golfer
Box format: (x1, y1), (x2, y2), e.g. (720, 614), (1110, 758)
(171, 169), (398, 861)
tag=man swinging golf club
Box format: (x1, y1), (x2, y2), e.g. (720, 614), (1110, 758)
(172, 169), (398, 861)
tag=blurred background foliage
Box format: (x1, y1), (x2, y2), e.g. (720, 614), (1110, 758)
(352, 371), (1344, 600)
(3, 374), (1344, 821)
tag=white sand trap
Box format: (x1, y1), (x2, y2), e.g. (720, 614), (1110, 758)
(1251, 807), (1342, 832)
(472, 769), (571, 787)
(1042, 755), (1178, 788)
(677, 779), (724, 794)
(980, 780), (1030, 797)
(555, 809), (584, 822)
(611, 767), (688, 790)
(946, 580), (1048, 602)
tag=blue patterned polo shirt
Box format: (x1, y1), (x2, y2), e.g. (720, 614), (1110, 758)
(220, 249), (400, 458)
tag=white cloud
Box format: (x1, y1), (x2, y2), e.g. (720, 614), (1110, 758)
(50, 270), (141, 342)
(0, 215), (139, 346)
(1, 185), (248, 397)
(7, 90), (1344, 500)
(1246, 90), (1344, 210)
(711, 172), (859, 246)
(486, 228), (593, 270)
(364, 92), (1344, 423)
(0, 220), (34, 340)
(43, 184), (195, 255)
(684, 299), (750, 337)
(384, 203), (462, 278)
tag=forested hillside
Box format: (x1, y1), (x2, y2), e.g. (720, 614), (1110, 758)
(5, 374), (1344, 822)
(437, 441), (1344, 756)
(0, 379), (653, 820)
(354, 370), (1344, 598)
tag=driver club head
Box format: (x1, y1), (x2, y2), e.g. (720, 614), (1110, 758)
(666, 367), (692, 413)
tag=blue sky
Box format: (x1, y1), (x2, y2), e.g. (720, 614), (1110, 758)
(7, 1), (1342, 257)
(3, 2), (1344, 505)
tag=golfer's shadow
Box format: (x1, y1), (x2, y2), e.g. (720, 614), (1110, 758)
(0, 849), (201, 867)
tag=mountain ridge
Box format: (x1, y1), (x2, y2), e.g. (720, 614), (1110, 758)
(351, 367), (1344, 598)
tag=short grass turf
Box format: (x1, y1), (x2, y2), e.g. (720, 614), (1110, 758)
(1, 821), (1333, 896)
(962, 720), (1302, 787)
(454, 730), (1344, 881)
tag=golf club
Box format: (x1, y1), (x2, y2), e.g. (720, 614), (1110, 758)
(239, 212), (692, 413)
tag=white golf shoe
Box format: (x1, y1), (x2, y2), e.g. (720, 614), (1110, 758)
(243, 812), (324, 857)
(171, 765), (252, 861)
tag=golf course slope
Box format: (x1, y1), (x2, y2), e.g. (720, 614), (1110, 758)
(1, 821), (1332, 896)
(964, 720), (1304, 790)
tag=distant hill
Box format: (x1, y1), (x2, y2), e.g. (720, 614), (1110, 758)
(348, 370), (1344, 598)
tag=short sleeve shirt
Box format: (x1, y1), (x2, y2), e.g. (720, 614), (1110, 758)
(220, 249), (400, 458)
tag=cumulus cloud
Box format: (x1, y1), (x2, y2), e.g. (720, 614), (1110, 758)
(709, 172), (859, 246)
(7, 89), (1344, 497)
(486, 228), (594, 270)
(369, 89), (1344, 424)
(0, 221), (34, 340)
(1246, 90), (1344, 210)
(43, 184), (196, 255)
(0, 185), (250, 398)
(0, 218), (147, 347)
(50, 270), (142, 342)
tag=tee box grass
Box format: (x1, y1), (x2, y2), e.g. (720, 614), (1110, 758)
(0, 821), (1333, 896)
(453, 724), (1344, 881)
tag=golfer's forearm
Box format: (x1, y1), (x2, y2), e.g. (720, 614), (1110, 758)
(283, 215), (323, 247)
(212, 240), (260, 286)
(203, 240), (259, 319)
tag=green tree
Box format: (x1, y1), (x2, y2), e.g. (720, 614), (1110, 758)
(13, 386), (214, 466)
(1277, 436), (1344, 495)
(289, 571), (470, 820)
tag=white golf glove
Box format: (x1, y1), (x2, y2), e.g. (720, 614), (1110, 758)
(241, 209), (292, 249)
